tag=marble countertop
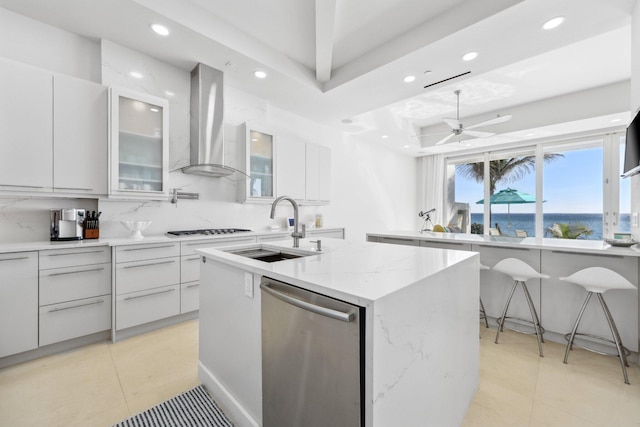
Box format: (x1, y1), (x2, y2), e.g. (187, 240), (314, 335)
(197, 237), (477, 305)
(0, 227), (342, 254)
(367, 230), (640, 257)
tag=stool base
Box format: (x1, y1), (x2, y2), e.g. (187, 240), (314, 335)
(479, 297), (489, 328)
(495, 280), (545, 357)
(563, 291), (630, 384)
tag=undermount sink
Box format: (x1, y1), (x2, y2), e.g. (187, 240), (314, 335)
(225, 246), (316, 263)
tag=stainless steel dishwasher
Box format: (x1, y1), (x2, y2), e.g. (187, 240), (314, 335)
(260, 277), (364, 427)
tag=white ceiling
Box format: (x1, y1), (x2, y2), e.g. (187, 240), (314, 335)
(0, 0), (636, 156)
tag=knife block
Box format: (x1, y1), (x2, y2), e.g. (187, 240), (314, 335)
(83, 226), (99, 239)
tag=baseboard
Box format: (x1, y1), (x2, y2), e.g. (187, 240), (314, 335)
(113, 311), (198, 342)
(198, 361), (260, 427)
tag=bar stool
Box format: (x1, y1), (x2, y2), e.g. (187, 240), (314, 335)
(479, 263), (489, 328)
(493, 258), (548, 357)
(560, 267), (635, 384)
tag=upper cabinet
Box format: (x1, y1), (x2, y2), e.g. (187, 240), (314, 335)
(276, 137), (331, 205)
(304, 143), (331, 203)
(0, 59), (53, 193)
(238, 124), (277, 203)
(109, 88), (169, 199)
(53, 75), (108, 195)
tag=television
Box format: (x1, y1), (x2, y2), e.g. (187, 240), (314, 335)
(622, 110), (640, 178)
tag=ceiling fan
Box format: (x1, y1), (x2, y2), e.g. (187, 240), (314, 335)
(424, 90), (512, 145)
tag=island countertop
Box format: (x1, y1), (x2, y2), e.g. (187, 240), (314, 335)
(196, 237), (477, 305)
(367, 230), (640, 257)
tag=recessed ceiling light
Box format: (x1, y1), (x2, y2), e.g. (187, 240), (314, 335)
(403, 75), (416, 83)
(150, 108), (159, 112)
(251, 138), (258, 142)
(403, 145), (410, 148)
(129, 71), (143, 79)
(254, 70), (267, 79)
(610, 118), (622, 123)
(381, 135), (388, 139)
(542, 16), (565, 30)
(462, 51), (478, 61)
(150, 24), (170, 36)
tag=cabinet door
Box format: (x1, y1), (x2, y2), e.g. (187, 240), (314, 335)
(305, 144), (331, 202)
(276, 135), (305, 200)
(0, 252), (38, 358)
(109, 88), (169, 198)
(53, 75), (107, 195)
(0, 59), (52, 192)
(239, 124), (276, 202)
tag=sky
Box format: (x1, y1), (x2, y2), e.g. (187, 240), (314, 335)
(454, 145), (631, 214)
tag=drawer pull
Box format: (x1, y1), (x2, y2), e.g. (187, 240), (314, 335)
(550, 250), (623, 258)
(123, 260), (176, 269)
(48, 267), (105, 277)
(0, 184), (44, 189)
(185, 256), (200, 261)
(49, 299), (105, 313)
(124, 288), (175, 301)
(122, 244), (176, 251)
(477, 245), (530, 251)
(48, 250), (106, 257)
(0, 256), (30, 262)
(186, 283), (200, 289)
(427, 241), (465, 246)
(53, 186), (93, 191)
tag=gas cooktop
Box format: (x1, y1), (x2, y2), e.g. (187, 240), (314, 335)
(166, 228), (252, 237)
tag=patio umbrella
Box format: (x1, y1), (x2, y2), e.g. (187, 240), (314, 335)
(476, 187), (540, 232)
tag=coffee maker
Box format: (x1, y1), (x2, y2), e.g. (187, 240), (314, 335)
(50, 209), (84, 241)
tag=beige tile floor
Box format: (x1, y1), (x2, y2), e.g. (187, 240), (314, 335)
(1, 319), (639, 426)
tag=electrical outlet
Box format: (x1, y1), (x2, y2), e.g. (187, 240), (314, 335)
(634, 213), (639, 228)
(244, 272), (254, 298)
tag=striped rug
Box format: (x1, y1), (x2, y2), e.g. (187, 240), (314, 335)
(113, 385), (234, 427)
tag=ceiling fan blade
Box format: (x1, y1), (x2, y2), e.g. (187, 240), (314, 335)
(466, 114), (512, 130)
(442, 118), (460, 130)
(462, 130), (495, 138)
(411, 131), (451, 138)
(435, 133), (455, 145)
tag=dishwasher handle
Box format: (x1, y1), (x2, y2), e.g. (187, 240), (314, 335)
(260, 282), (355, 323)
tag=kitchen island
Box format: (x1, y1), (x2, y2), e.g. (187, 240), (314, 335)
(367, 231), (640, 358)
(196, 238), (479, 427)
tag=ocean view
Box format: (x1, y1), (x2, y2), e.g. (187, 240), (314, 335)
(470, 213), (631, 240)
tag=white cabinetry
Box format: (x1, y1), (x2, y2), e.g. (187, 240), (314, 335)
(115, 242), (180, 330)
(307, 228), (345, 239)
(109, 88), (169, 199)
(0, 59), (52, 193)
(304, 143), (331, 203)
(180, 236), (257, 313)
(0, 252), (38, 358)
(53, 74), (108, 195)
(38, 246), (111, 346)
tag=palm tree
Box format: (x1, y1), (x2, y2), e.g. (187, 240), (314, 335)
(457, 155), (563, 195)
(457, 154), (563, 228)
(546, 222), (593, 239)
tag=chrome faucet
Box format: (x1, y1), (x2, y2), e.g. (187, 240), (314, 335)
(270, 195), (305, 248)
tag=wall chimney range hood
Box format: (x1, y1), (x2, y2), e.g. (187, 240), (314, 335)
(181, 63), (243, 178)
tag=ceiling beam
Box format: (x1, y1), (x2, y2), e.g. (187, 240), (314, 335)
(315, 0), (337, 83)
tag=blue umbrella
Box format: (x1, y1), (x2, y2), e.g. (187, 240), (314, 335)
(476, 188), (541, 231)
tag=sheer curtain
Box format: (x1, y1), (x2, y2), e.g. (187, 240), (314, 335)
(417, 154), (446, 227)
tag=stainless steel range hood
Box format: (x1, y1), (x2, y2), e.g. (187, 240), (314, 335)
(181, 63), (240, 178)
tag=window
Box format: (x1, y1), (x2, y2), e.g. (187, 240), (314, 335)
(443, 132), (627, 240)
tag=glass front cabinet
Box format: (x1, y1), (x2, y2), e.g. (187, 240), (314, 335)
(109, 88), (169, 199)
(238, 124), (276, 202)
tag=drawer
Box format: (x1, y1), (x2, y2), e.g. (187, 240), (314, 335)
(116, 284), (180, 330)
(180, 236), (256, 256)
(39, 246), (110, 269)
(307, 229), (344, 239)
(116, 257), (179, 295)
(256, 233), (290, 243)
(115, 242), (180, 263)
(39, 295), (111, 347)
(181, 254), (201, 283)
(181, 281), (200, 313)
(39, 263), (111, 306)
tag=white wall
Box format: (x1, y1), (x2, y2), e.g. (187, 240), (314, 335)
(631, 1), (640, 241)
(0, 10), (417, 243)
